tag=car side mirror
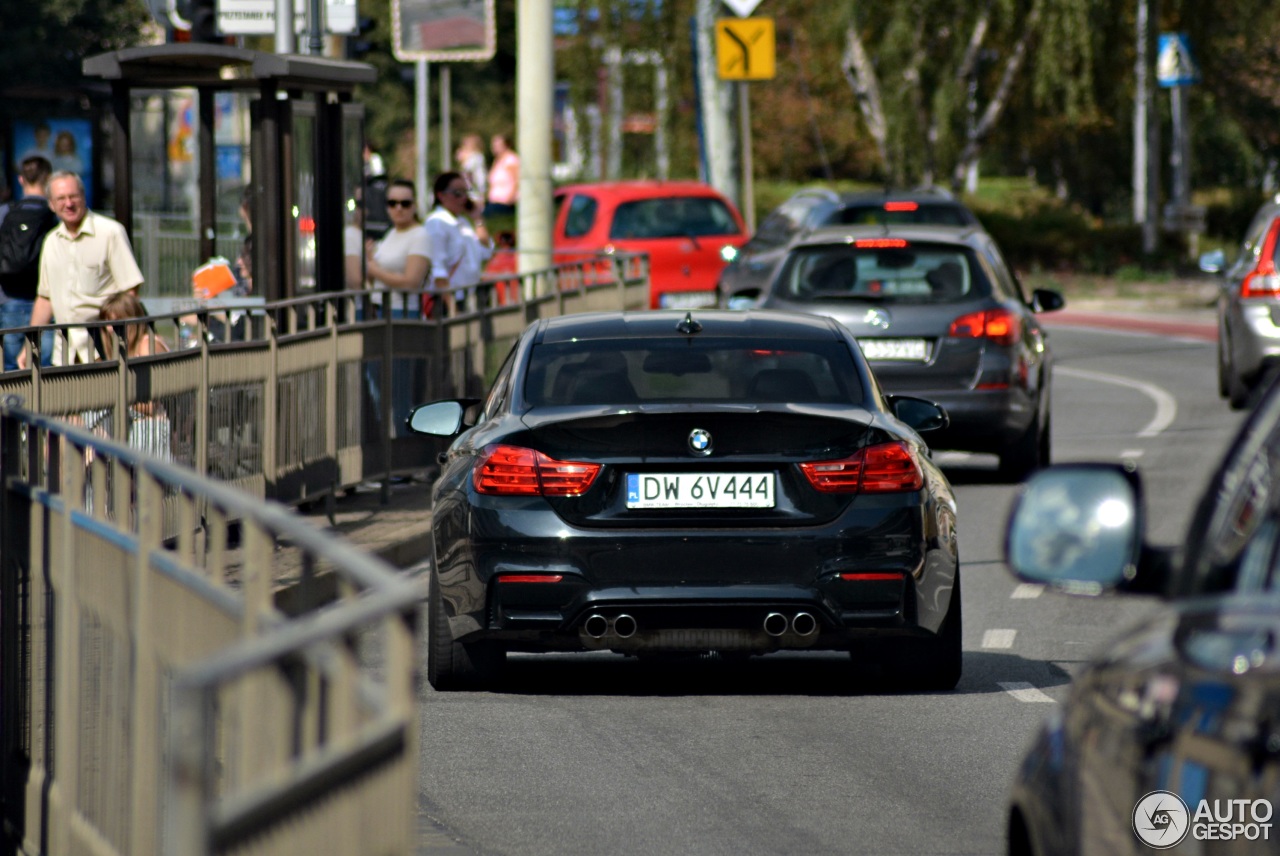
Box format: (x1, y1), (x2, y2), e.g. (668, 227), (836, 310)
(1199, 249), (1225, 274)
(1005, 465), (1146, 594)
(726, 289), (761, 310)
(407, 400), (468, 436)
(1031, 288), (1065, 313)
(886, 395), (949, 433)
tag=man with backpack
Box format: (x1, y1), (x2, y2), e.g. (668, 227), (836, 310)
(0, 156), (57, 371)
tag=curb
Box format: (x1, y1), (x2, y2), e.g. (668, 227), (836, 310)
(1043, 309), (1216, 342)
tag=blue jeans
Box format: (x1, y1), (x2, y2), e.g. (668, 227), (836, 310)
(0, 299), (53, 372)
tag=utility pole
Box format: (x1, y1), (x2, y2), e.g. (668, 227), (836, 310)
(695, 0), (736, 203)
(1134, 0), (1160, 255)
(416, 61), (429, 201)
(275, 0), (294, 53)
(517, 0), (554, 276)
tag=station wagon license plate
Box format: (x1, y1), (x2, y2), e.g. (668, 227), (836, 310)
(626, 472), (775, 508)
(857, 338), (930, 361)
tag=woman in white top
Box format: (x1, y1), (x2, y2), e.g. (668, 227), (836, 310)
(425, 171), (492, 316)
(366, 178), (430, 317)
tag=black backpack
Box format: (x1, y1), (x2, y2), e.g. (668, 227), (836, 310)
(0, 200), (58, 293)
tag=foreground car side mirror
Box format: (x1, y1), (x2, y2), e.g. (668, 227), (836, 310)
(1005, 464), (1158, 594)
(1031, 288), (1065, 313)
(886, 395), (949, 433)
(407, 400), (479, 436)
(1199, 249), (1225, 274)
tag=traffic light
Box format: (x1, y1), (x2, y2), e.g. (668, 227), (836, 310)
(189, 0), (219, 43)
(348, 16), (377, 60)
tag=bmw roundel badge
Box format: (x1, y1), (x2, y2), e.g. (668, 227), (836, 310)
(688, 428), (713, 456)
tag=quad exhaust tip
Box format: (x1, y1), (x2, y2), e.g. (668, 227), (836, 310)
(614, 614), (637, 638)
(583, 613), (639, 639)
(763, 612), (788, 637)
(763, 612), (819, 637)
(792, 612), (818, 637)
(583, 614), (609, 639)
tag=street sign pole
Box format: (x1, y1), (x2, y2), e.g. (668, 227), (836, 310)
(738, 82), (754, 231)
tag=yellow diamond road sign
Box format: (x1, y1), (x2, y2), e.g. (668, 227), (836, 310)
(716, 17), (775, 80)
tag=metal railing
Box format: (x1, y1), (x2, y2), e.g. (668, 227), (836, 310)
(0, 399), (425, 856)
(0, 254), (649, 855)
(0, 253), (651, 515)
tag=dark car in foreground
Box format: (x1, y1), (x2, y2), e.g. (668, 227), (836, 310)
(728, 224), (1064, 479)
(411, 310), (961, 690)
(1003, 379), (1280, 855)
(1201, 196), (1280, 409)
(719, 187), (983, 310)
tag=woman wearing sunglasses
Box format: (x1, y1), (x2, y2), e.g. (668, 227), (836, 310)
(365, 178), (431, 317)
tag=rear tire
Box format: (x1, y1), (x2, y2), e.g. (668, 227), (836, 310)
(853, 570), (962, 691)
(998, 412), (1045, 483)
(1220, 334), (1251, 409)
(912, 571), (963, 691)
(427, 574), (504, 691)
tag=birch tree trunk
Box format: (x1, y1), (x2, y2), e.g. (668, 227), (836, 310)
(841, 22), (890, 178)
(950, 3), (1043, 192)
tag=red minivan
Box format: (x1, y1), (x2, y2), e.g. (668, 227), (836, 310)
(552, 181), (749, 309)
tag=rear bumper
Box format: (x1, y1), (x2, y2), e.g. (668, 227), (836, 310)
(911, 386), (1037, 452)
(1230, 302), (1280, 382)
(434, 500), (957, 653)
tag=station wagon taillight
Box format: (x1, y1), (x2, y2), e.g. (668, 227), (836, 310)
(1243, 220), (1280, 299)
(474, 445), (601, 496)
(799, 441), (923, 494)
(948, 308), (1021, 346)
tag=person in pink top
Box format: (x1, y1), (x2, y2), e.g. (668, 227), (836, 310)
(485, 133), (519, 218)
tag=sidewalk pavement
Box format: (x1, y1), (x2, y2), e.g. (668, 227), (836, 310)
(273, 297), (1220, 580)
(269, 475), (436, 602)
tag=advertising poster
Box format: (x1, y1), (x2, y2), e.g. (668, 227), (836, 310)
(13, 118), (94, 207)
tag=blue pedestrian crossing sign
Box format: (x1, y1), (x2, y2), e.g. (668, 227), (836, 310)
(1157, 33), (1200, 88)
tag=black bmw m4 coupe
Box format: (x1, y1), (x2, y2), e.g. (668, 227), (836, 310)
(410, 310), (961, 690)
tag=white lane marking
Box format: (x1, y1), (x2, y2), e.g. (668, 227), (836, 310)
(999, 681), (1056, 703)
(1120, 449), (1145, 460)
(1011, 584), (1044, 599)
(1056, 366), (1177, 438)
(982, 629), (1017, 649)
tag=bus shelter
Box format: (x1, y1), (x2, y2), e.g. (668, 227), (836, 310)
(83, 44), (374, 302)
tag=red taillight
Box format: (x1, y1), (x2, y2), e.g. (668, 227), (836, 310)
(1243, 219), (1280, 299)
(854, 238), (908, 249)
(884, 201), (919, 212)
(949, 308), (1021, 347)
(799, 441), (923, 494)
(473, 445), (601, 496)
(839, 572), (904, 581)
(497, 574), (565, 584)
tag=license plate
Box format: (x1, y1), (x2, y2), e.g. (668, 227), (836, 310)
(626, 472), (775, 508)
(858, 338), (929, 361)
(659, 291), (718, 310)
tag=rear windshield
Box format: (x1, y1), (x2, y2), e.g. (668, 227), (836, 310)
(775, 243), (991, 303)
(826, 203), (973, 227)
(524, 338), (863, 406)
(609, 197), (740, 240)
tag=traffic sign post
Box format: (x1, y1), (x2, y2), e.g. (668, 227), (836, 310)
(1157, 32), (1200, 255)
(713, 13), (773, 231)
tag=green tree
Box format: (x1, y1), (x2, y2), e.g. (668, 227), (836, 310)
(0, 0), (152, 90)
(840, 0), (1102, 190)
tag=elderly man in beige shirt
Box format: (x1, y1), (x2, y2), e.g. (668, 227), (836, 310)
(24, 172), (144, 366)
